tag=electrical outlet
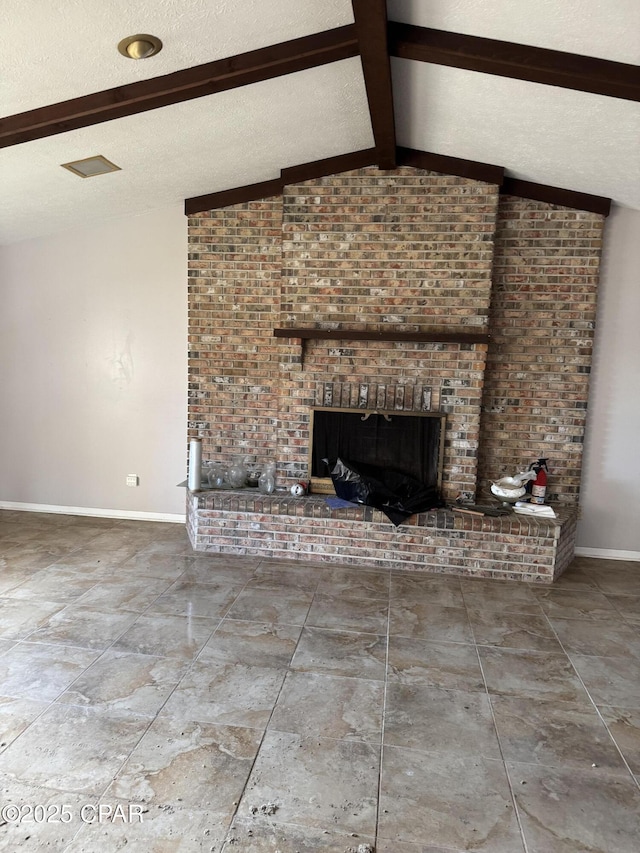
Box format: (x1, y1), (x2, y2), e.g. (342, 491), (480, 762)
(126, 474), (139, 487)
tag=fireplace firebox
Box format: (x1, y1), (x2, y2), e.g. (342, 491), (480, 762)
(309, 407), (446, 496)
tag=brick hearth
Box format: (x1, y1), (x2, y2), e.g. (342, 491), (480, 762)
(187, 490), (578, 583)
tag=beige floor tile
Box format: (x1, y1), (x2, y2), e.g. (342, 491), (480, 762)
(0, 546), (70, 572)
(469, 609), (563, 652)
(389, 602), (473, 643)
(599, 706), (640, 773)
(550, 562), (600, 591)
(44, 548), (135, 573)
(606, 593), (640, 626)
(1, 514), (639, 853)
(0, 695), (49, 753)
(225, 588), (313, 625)
(390, 573), (464, 608)
(0, 597), (67, 640)
(376, 843), (467, 853)
(73, 575), (173, 612)
(3, 566), (100, 603)
(586, 563), (640, 596)
(28, 604), (139, 650)
(307, 593), (389, 634)
(387, 637), (485, 691)
(64, 803), (228, 853)
(534, 588), (619, 620)
(460, 579), (542, 614)
(177, 554), (260, 584)
(384, 684), (501, 759)
(548, 615), (640, 657)
(199, 619), (302, 668)
(270, 671), (384, 742)
(292, 627), (387, 681)
(109, 716), (261, 813)
(239, 730), (380, 836)
(510, 761), (640, 853)
(222, 819), (376, 852)
(147, 579), (244, 619)
(246, 566), (321, 592)
(479, 647), (589, 702)
(160, 661), (286, 728)
(316, 568), (390, 600)
(570, 653), (640, 708)
(0, 705), (149, 796)
(81, 530), (158, 553)
(490, 696), (627, 773)
(0, 639), (16, 656)
(128, 538), (195, 559)
(0, 641), (99, 701)
(112, 613), (219, 660)
(378, 747), (523, 851)
(55, 649), (188, 716)
(0, 776), (90, 853)
(117, 553), (201, 581)
(0, 567), (43, 596)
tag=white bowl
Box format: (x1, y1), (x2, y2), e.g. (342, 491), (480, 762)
(490, 483), (526, 502)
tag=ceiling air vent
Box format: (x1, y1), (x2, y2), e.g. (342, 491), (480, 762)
(61, 155), (121, 178)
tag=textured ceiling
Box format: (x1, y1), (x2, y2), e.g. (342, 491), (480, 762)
(388, 0), (640, 63)
(0, 60), (372, 245)
(393, 61), (640, 210)
(0, 0), (355, 114)
(1, 0), (638, 245)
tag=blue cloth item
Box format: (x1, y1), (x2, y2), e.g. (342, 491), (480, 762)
(325, 497), (358, 509)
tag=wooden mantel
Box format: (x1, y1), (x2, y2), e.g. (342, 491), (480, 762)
(273, 328), (490, 344)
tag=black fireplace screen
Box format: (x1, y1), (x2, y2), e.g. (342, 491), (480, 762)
(310, 408), (445, 490)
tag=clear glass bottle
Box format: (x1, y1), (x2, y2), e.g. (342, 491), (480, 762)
(227, 455), (248, 489)
(208, 462), (227, 489)
(258, 461), (276, 494)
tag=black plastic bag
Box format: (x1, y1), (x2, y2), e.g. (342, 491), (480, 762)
(328, 457), (444, 526)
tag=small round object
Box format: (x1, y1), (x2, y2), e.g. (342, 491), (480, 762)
(290, 483), (305, 497)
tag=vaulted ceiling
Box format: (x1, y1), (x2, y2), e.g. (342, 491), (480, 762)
(1, 0), (638, 245)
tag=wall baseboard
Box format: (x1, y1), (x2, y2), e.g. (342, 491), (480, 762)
(0, 501), (185, 524)
(574, 546), (640, 562)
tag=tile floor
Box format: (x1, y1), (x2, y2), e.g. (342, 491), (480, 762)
(0, 509), (639, 852)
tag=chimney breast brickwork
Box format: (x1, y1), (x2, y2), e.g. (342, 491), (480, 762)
(186, 165), (605, 580)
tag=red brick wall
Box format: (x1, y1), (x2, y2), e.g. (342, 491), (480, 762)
(281, 168), (497, 330)
(477, 197), (605, 504)
(188, 199), (283, 462)
(187, 171), (603, 509)
(188, 167), (500, 502)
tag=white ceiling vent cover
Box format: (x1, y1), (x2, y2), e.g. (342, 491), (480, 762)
(61, 155), (121, 178)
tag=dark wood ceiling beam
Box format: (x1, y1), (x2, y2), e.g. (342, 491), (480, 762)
(185, 178), (285, 216)
(501, 177), (611, 216)
(352, 0), (397, 168)
(186, 145), (612, 216)
(186, 148), (377, 214)
(397, 146), (504, 185)
(0, 26), (358, 149)
(388, 22), (640, 102)
(281, 148), (377, 184)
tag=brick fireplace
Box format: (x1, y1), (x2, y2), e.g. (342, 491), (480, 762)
(186, 166), (604, 582)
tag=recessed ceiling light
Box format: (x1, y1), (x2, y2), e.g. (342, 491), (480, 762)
(61, 155), (122, 178)
(117, 34), (163, 60)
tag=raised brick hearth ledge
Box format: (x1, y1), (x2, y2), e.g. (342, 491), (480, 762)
(186, 491), (577, 584)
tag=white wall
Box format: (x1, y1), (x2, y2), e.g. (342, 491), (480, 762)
(577, 204), (640, 556)
(0, 206), (187, 519)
